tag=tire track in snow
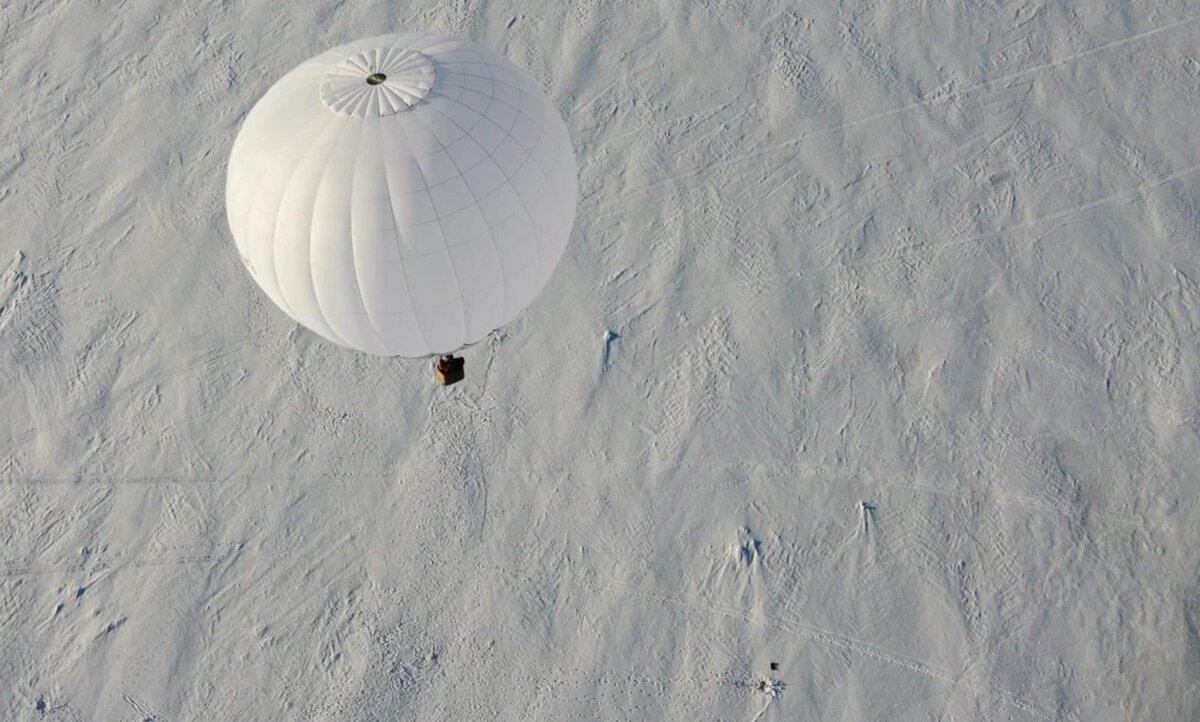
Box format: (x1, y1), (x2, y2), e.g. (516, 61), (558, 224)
(0, 463), (1147, 539)
(590, 13), (1200, 218)
(830, 13), (1200, 141)
(484, 565), (1055, 721)
(0, 543), (245, 579)
(609, 160), (1200, 329)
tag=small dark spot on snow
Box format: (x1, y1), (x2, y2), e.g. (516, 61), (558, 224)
(35, 695), (46, 714)
(770, 661), (779, 671)
(75, 586), (86, 598)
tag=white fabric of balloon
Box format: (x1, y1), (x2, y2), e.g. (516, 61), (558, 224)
(226, 34), (578, 357)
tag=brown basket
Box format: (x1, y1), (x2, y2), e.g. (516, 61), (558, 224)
(435, 355), (465, 386)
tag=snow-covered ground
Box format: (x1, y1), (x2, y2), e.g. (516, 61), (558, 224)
(2, 1), (1199, 719)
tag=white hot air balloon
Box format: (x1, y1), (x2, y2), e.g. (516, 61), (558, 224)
(226, 33), (578, 381)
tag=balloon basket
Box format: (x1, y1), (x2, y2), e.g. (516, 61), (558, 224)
(435, 355), (465, 386)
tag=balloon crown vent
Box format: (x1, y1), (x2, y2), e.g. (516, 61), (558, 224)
(321, 47), (435, 117)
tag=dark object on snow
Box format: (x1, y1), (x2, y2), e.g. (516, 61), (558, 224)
(436, 355), (465, 386)
(770, 662), (779, 671)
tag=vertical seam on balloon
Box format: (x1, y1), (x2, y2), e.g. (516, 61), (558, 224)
(408, 107), (470, 350)
(514, 104), (547, 283)
(424, 72), (537, 317)
(423, 75), (532, 180)
(429, 64), (549, 290)
(344, 118), (392, 353)
(377, 114), (433, 356)
(237, 110), (333, 319)
(476, 58), (513, 330)
(477, 46), (549, 135)
(430, 110), (508, 338)
(265, 111), (345, 327)
(419, 55), (513, 333)
(267, 112), (345, 330)
(436, 59), (565, 303)
(488, 62), (542, 287)
(301, 115), (357, 348)
(425, 104), (535, 306)
(522, 117), (569, 271)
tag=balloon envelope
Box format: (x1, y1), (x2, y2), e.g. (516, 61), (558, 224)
(226, 34), (578, 357)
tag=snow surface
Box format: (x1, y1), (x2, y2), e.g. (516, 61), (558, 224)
(2, 1), (1199, 720)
